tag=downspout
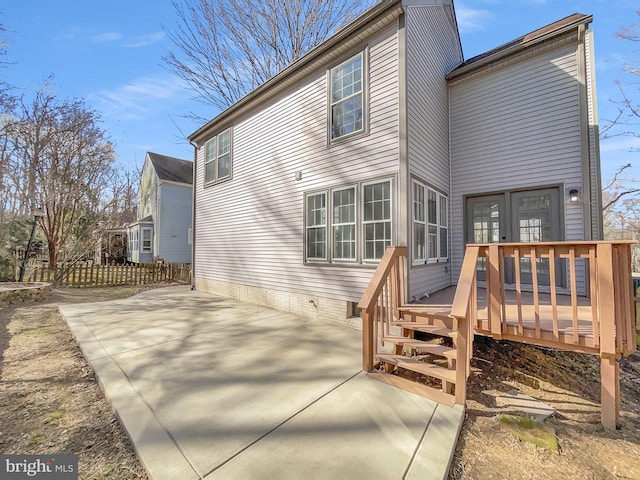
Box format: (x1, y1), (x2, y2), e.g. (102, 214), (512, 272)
(189, 139), (197, 290)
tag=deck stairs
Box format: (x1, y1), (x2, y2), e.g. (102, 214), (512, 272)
(371, 304), (467, 406)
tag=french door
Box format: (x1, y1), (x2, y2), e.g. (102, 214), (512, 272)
(466, 187), (563, 287)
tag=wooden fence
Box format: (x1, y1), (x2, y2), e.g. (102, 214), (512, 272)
(25, 262), (191, 287)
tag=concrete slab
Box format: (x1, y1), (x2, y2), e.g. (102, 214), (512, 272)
(60, 286), (464, 479)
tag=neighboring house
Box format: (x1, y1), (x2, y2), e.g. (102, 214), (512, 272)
(127, 152), (193, 264)
(188, 0), (601, 326)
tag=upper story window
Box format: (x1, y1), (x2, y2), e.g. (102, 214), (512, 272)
(412, 179), (448, 265)
(204, 127), (232, 185)
(330, 52), (364, 140)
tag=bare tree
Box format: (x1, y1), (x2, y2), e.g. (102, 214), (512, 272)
(163, 0), (373, 111)
(3, 84), (118, 264)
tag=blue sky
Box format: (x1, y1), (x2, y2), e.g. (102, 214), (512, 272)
(1, 0), (638, 181)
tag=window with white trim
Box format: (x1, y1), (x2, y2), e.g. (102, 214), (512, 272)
(330, 53), (364, 140)
(332, 187), (356, 260)
(412, 180), (448, 264)
(141, 228), (152, 253)
(363, 181), (391, 261)
(305, 179), (391, 264)
(306, 193), (327, 261)
(204, 127), (232, 185)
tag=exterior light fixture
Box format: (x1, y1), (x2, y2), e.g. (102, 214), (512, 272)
(18, 207), (44, 282)
(568, 188), (580, 204)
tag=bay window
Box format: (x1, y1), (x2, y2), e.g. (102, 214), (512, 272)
(412, 179), (448, 264)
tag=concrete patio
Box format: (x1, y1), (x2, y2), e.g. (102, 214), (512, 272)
(59, 286), (463, 479)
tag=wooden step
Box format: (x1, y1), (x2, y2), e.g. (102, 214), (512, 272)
(376, 353), (456, 384)
(392, 321), (456, 338)
(366, 371), (456, 406)
(381, 336), (457, 360)
(399, 305), (452, 320)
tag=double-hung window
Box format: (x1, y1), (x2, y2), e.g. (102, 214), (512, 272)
(204, 127), (232, 185)
(141, 228), (152, 253)
(305, 179), (391, 264)
(363, 181), (392, 261)
(412, 180), (448, 264)
(330, 53), (364, 140)
(306, 193), (327, 261)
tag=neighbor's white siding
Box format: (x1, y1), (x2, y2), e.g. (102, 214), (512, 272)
(194, 24), (400, 304)
(157, 183), (193, 263)
(405, 4), (463, 298)
(449, 40), (586, 282)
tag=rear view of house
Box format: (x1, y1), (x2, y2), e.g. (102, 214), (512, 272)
(189, 0), (602, 325)
(127, 152), (193, 264)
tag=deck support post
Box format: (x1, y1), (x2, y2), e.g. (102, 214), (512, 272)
(600, 355), (620, 430)
(363, 310), (374, 372)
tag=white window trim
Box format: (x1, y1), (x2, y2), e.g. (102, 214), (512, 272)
(331, 185), (358, 263)
(305, 179), (392, 265)
(305, 192), (328, 262)
(412, 181), (426, 265)
(204, 127), (233, 186)
(412, 179), (449, 265)
(362, 179), (393, 263)
(328, 50), (368, 143)
(141, 227), (152, 253)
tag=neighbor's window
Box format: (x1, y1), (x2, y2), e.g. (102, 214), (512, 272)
(412, 179), (448, 264)
(204, 127), (232, 185)
(304, 179), (392, 264)
(330, 53), (364, 140)
(141, 228), (152, 253)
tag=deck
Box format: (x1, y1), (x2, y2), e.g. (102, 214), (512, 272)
(359, 242), (637, 430)
(417, 286), (598, 353)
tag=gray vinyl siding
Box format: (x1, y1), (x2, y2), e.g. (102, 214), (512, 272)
(405, 5), (463, 298)
(157, 183), (193, 263)
(449, 42), (586, 284)
(194, 24), (400, 302)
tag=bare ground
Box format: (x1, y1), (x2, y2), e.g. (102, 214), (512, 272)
(1, 286), (639, 479)
(0, 286), (161, 479)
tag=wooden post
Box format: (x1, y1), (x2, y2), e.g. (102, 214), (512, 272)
(488, 245), (502, 338)
(363, 309), (374, 372)
(601, 355), (620, 430)
(597, 243), (619, 430)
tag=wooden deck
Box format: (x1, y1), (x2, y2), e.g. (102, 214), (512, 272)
(359, 242), (637, 430)
(417, 286), (598, 352)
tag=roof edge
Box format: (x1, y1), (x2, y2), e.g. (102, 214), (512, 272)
(447, 13), (592, 81)
(189, 0), (403, 144)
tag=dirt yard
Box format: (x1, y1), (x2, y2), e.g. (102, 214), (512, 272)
(1, 285), (639, 479)
(0, 286), (155, 480)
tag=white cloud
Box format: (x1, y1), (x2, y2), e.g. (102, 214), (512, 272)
(90, 75), (187, 121)
(455, 6), (494, 33)
(91, 32), (123, 43)
(124, 32), (166, 48)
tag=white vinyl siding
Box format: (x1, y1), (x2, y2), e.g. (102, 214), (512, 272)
(404, 5), (462, 297)
(449, 41), (586, 292)
(194, 24), (399, 303)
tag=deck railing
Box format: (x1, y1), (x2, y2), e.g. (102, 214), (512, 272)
(459, 241), (637, 357)
(358, 246), (473, 405)
(358, 246), (407, 373)
(454, 240), (636, 429)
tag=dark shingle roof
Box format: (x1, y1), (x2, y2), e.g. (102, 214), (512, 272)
(447, 13), (592, 80)
(147, 152), (193, 185)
